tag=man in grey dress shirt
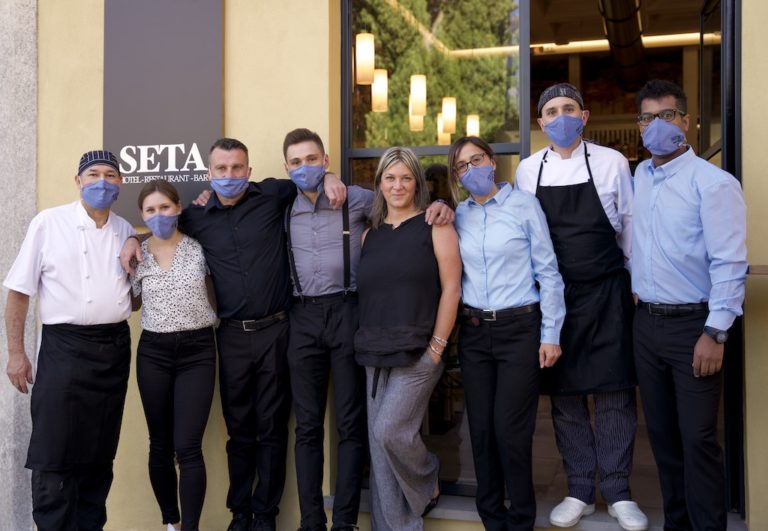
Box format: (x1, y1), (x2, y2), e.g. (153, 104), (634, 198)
(282, 128), (453, 531)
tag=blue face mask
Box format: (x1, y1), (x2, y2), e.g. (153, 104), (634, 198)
(459, 164), (495, 197)
(211, 177), (249, 199)
(289, 164), (326, 192)
(543, 114), (584, 148)
(143, 214), (179, 240)
(81, 179), (120, 210)
(641, 118), (687, 156)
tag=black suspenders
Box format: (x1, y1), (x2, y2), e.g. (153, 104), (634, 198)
(285, 199), (351, 301)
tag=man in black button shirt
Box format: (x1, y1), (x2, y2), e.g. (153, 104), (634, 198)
(122, 138), (347, 531)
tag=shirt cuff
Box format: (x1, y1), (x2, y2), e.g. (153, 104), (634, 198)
(541, 328), (560, 345)
(705, 309), (737, 331)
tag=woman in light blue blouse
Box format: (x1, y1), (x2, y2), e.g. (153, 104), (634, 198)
(448, 136), (566, 531)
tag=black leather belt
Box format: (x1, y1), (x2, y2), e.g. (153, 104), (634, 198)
(638, 301), (708, 316)
(223, 311), (288, 331)
(294, 291), (357, 305)
(461, 303), (539, 322)
(142, 327), (213, 339)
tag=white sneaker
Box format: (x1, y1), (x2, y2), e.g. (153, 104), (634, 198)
(608, 500), (649, 531)
(549, 496), (596, 527)
(166, 524), (180, 531)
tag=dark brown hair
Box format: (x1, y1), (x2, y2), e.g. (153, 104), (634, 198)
(447, 136), (496, 205)
(282, 128), (325, 159)
(137, 179), (181, 210)
(636, 80), (688, 113)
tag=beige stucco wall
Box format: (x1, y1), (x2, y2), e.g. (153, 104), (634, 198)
(741, 0), (768, 528)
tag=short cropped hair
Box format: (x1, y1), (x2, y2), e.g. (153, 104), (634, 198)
(283, 128), (325, 159)
(209, 138), (249, 155)
(636, 80), (688, 113)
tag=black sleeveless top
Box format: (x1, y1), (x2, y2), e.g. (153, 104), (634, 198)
(354, 213), (441, 368)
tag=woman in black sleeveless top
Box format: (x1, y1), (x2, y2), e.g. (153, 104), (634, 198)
(355, 147), (461, 531)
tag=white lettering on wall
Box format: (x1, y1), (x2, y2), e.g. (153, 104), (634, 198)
(118, 143), (207, 174)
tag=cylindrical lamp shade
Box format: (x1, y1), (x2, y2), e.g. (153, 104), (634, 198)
(355, 33), (375, 85)
(372, 69), (388, 112)
(409, 96), (423, 131)
(437, 113), (450, 145)
(466, 114), (480, 136)
(410, 74), (427, 116)
(441, 97), (457, 134)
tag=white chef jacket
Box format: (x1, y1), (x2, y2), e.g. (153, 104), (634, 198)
(4, 200), (135, 325)
(515, 140), (633, 266)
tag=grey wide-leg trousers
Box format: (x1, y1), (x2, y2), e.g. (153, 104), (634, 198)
(366, 353), (444, 531)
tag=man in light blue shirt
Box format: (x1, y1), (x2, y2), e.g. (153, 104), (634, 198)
(631, 80), (747, 531)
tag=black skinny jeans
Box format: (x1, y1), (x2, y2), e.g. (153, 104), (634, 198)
(137, 327), (216, 531)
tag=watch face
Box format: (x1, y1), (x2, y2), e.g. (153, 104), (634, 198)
(716, 331), (728, 344)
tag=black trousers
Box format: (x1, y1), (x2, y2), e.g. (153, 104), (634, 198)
(634, 310), (726, 531)
(31, 465), (113, 531)
(287, 296), (367, 530)
(459, 311), (541, 531)
(217, 318), (291, 518)
(137, 327), (216, 531)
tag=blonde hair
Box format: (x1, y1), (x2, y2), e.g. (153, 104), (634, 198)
(369, 147), (430, 229)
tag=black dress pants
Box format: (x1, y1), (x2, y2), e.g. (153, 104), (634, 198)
(217, 318), (291, 519)
(287, 296), (367, 530)
(459, 310), (541, 531)
(634, 309), (726, 531)
(137, 327), (216, 531)
(31, 465), (113, 531)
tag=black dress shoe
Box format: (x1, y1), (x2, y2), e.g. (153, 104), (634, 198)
(421, 493), (440, 517)
(227, 513), (251, 531)
(251, 515), (277, 531)
(422, 465), (441, 517)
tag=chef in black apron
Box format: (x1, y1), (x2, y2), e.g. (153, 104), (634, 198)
(4, 150), (134, 531)
(515, 84), (648, 531)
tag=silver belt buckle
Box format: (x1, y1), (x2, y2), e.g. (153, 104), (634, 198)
(484, 309), (496, 321)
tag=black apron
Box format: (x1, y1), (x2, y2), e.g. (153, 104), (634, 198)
(535, 144), (635, 395)
(26, 321), (131, 471)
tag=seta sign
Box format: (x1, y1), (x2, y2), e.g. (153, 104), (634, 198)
(104, 0), (222, 224)
(118, 143), (209, 184)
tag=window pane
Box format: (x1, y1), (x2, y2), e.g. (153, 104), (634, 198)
(351, 0), (521, 149)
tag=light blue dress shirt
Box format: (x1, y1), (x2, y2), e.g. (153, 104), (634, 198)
(455, 183), (565, 344)
(631, 148), (747, 330)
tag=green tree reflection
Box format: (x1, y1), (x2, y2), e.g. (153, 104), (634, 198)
(352, 0), (520, 149)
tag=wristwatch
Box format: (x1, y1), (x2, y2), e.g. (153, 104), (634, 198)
(703, 326), (729, 344)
